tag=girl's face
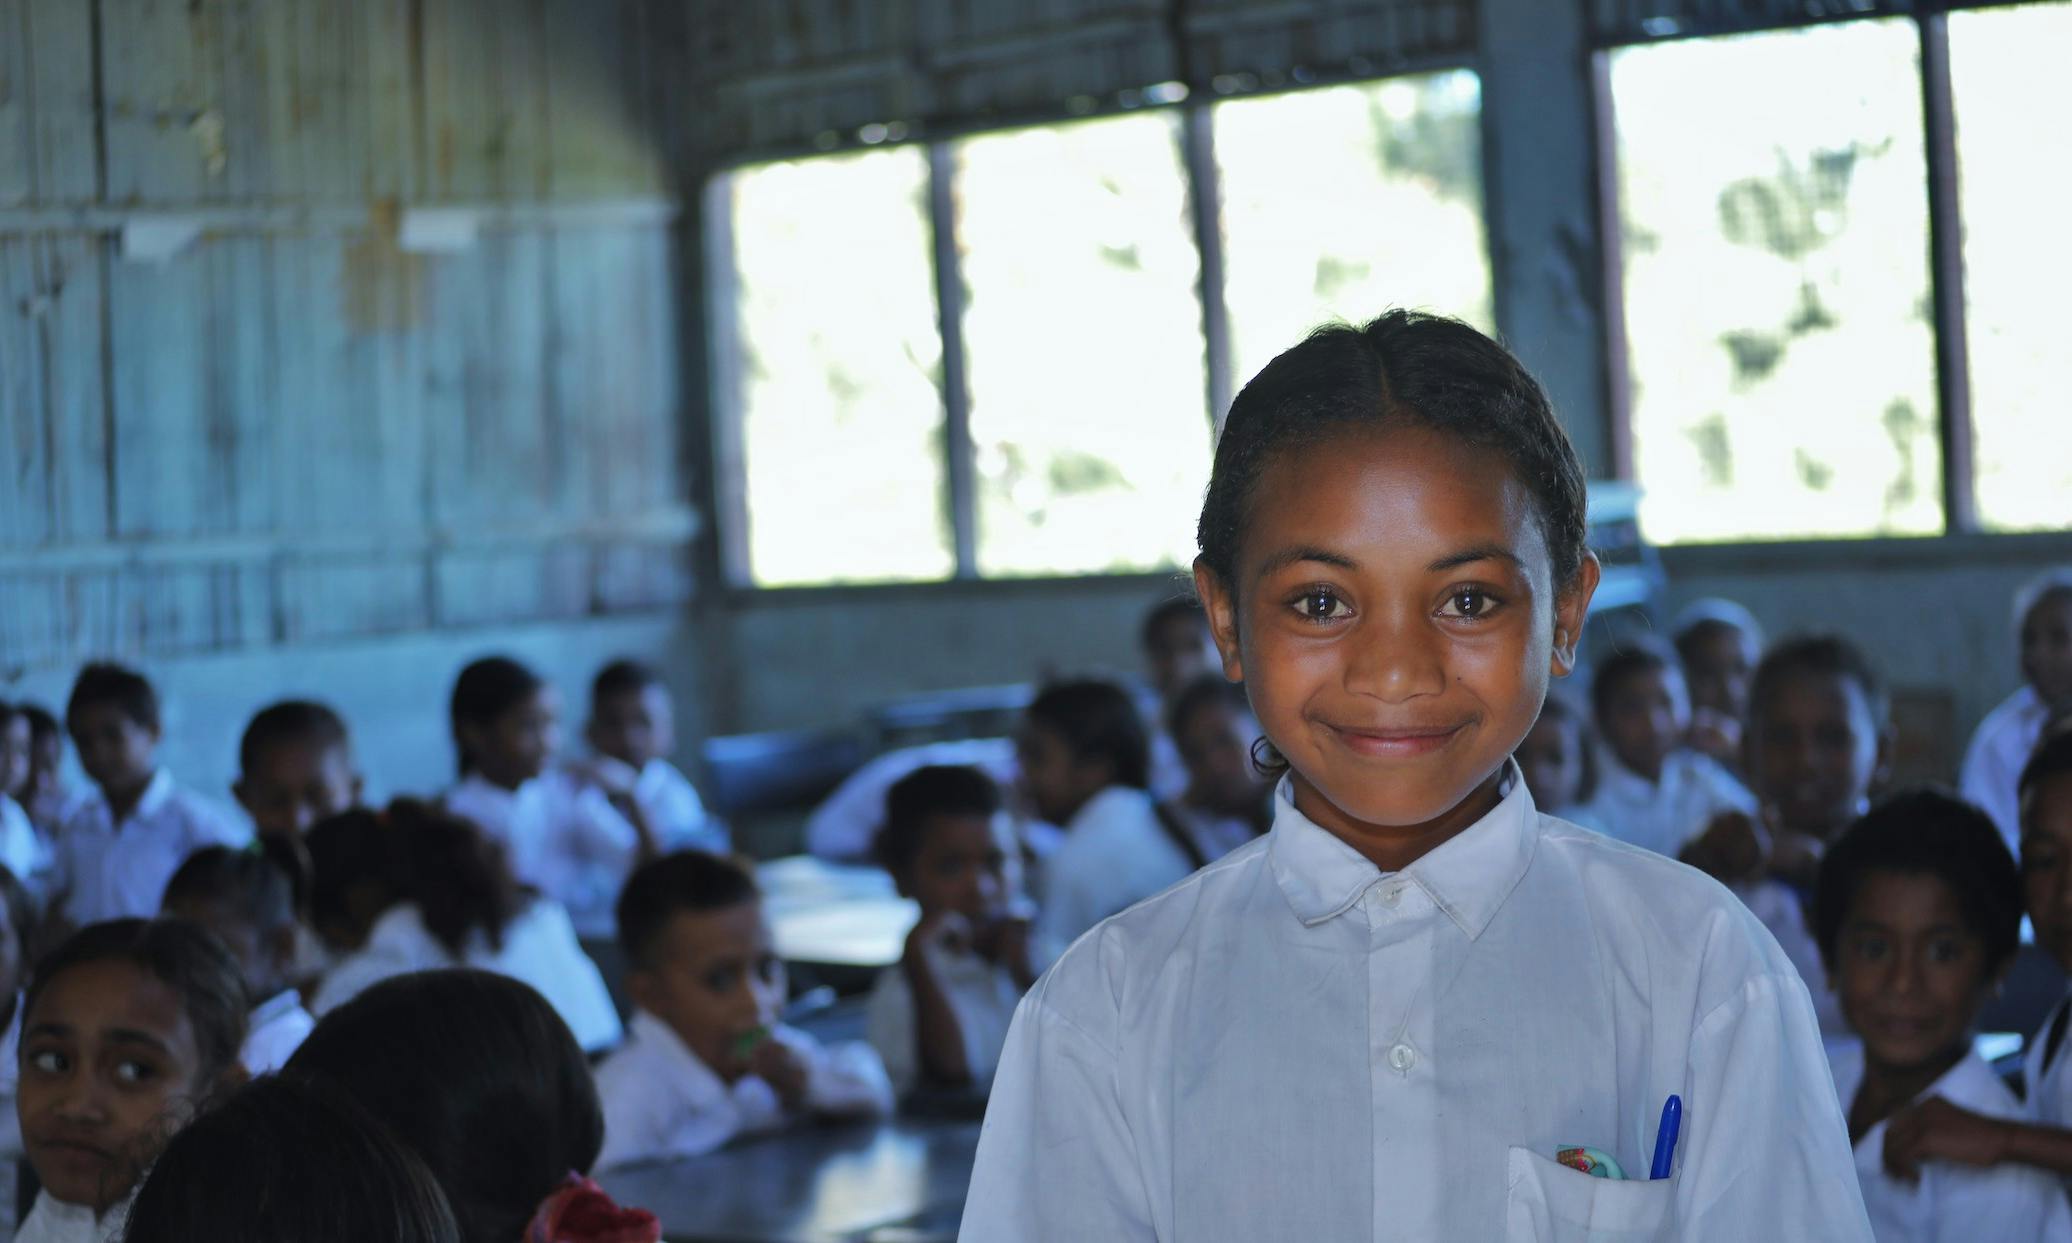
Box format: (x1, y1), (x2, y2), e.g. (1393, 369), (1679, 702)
(1833, 870), (1992, 1079)
(1195, 425), (1596, 864)
(1596, 665), (1688, 784)
(1015, 721), (1111, 827)
(1746, 671), (1885, 838)
(2022, 591), (2072, 711)
(28, 729), (64, 799)
(465, 687), (560, 787)
(2021, 772), (2072, 970)
(900, 813), (1011, 922)
(1175, 701), (1268, 817)
(1515, 711), (1586, 811)
(19, 961), (217, 1214)
(0, 715), (30, 799)
(1681, 623), (1757, 722)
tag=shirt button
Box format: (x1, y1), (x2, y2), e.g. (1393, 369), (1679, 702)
(1380, 884), (1403, 907)
(1387, 1042), (1418, 1073)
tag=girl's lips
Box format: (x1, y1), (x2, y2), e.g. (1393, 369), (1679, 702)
(1327, 723), (1465, 758)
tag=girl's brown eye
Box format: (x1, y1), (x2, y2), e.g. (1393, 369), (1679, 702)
(1298, 590), (1344, 620)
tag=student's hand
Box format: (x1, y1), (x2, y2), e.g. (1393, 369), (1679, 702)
(975, 915), (1036, 985)
(1765, 830), (1823, 893)
(567, 757), (639, 801)
(1678, 810), (1768, 886)
(1687, 709), (1742, 767)
(904, 911), (972, 966)
(749, 1036), (811, 1110)
(1884, 1096), (2011, 1182)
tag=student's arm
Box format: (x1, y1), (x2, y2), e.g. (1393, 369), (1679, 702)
(1885, 1095), (2072, 1182)
(769, 1027), (894, 1118)
(903, 914), (975, 1087)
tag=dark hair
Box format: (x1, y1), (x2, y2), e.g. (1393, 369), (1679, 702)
(1746, 633), (1890, 731)
(162, 844), (301, 947)
(1139, 596), (1206, 653)
(25, 919), (248, 1088)
(239, 700), (350, 776)
(287, 969), (603, 1243)
(1026, 679), (1151, 791)
(0, 864), (36, 978)
(616, 850), (760, 971)
(1197, 310), (1588, 591)
(592, 658), (662, 704)
(1589, 638), (1680, 725)
(1812, 787), (2023, 976)
(21, 703), (61, 745)
(391, 800), (527, 957)
(2020, 726), (2072, 811)
(307, 809), (401, 948)
(873, 766), (1004, 877)
(121, 1074), (461, 1243)
(0, 700), (18, 733)
(449, 657), (544, 776)
(1531, 692), (1600, 804)
(66, 662), (160, 734)
(1164, 675), (1252, 743)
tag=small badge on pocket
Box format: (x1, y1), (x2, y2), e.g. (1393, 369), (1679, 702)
(1553, 1146), (1627, 1179)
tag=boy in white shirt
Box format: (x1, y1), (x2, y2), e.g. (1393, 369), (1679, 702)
(48, 664), (248, 930)
(865, 766), (1032, 1096)
(233, 700), (363, 841)
(1671, 596), (1764, 771)
(1962, 570), (2072, 852)
(594, 851), (892, 1168)
(584, 659), (725, 854)
(161, 843), (316, 1074)
(1580, 639), (1756, 858)
(1813, 789), (2071, 1242)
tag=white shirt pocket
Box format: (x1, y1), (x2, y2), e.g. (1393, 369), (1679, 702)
(1506, 1146), (1676, 1243)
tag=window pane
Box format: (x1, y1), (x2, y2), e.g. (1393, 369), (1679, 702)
(1609, 21), (1942, 544)
(726, 148), (952, 586)
(1949, 2), (2072, 533)
(1215, 72), (1493, 389)
(953, 113), (1212, 578)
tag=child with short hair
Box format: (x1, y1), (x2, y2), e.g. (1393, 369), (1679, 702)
(160, 843), (314, 1073)
(865, 766), (1032, 1096)
(584, 659), (724, 854)
(594, 851), (892, 1168)
(1021, 679), (1197, 963)
(233, 700), (362, 840)
(1813, 789), (2072, 1241)
(1672, 597), (1765, 769)
(309, 800), (621, 1052)
(1963, 570), (2072, 851)
(15, 918), (247, 1243)
(1512, 691), (1608, 832)
(961, 311), (1868, 1239)
(0, 866), (38, 1232)
(444, 656), (657, 932)
(290, 969), (658, 1243)
(1140, 597), (1222, 800)
(17, 706), (78, 838)
(1163, 675), (1273, 860)
(1579, 639), (1756, 857)
(0, 702), (46, 889)
(49, 665), (248, 930)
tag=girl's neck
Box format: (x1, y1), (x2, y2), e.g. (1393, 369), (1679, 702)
(1293, 766), (1505, 874)
(102, 770), (155, 820)
(1851, 1042), (1967, 1143)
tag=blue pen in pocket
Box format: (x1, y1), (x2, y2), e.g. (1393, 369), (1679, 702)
(1649, 1095), (1682, 1180)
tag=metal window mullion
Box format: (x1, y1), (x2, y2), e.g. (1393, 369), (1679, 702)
(1180, 102), (1235, 429)
(700, 175), (755, 587)
(1919, 12), (1979, 535)
(926, 140), (980, 579)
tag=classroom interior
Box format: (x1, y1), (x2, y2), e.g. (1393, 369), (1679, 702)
(2, 0), (2069, 1240)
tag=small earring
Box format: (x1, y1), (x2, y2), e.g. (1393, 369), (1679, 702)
(1556, 629), (1568, 647)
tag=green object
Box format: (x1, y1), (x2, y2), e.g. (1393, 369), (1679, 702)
(731, 1026), (770, 1059)
(1554, 1146), (1627, 1180)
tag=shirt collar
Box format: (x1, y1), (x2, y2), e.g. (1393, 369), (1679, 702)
(1268, 762), (1540, 940)
(96, 769), (174, 826)
(249, 989), (305, 1030)
(629, 1009), (728, 1106)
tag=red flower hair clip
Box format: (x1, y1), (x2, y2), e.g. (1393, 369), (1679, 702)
(523, 1174), (660, 1243)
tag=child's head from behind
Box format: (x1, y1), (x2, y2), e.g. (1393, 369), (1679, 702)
(306, 809), (402, 953)
(1190, 312), (1597, 838)
(2018, 728), (2072, 969)
(1141, 597), (1218, 702)
(0, 865), (35, 1005)
(587, 659), (674, 770)
(0, 701), (29, 800)
(616, 851), (778, 1080)
(286, 969), (602, 1243)
(874, 766), (1009, 921)
(1590, 641), (1688, 784)
(121, 1073), (460, 1243)
(2017, 571), (2072, 711)
(1744, 634), (1890, 838)
(160, 844), (301, 1006)
(1516, 693), (1596, 813)
(1672, 600), (1763, 723)
(1017, 679), (1149, 825)
(19, 918), (247, 1214)
(235, 700), (360, 838)
(450, 656), (556, 787)
(1167, 675), (1268, 817)
(66, 663), (161, 797)
(1814, 790), (2020, 1077)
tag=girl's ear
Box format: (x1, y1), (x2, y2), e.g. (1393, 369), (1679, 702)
(1548, 554), (1602, 678)
(1192, 560), (1245, 683)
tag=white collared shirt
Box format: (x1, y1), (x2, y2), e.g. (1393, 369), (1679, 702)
(1033, 785), (1195, 967)
(0, 795), (48, 891)
(2023, 988), (2072, 1131)
(15, 1191), (133, 1243)
(1962, 686), (2051, 854)
(961, 772), (1871, 1242)
(444, 769), (640, 931)
(1580, 746), (1756, 859)
(593, 1010), (893, 1169)
(241, 989), (316, 1074)
(311, 898), (622, 1052)
(865, 940), (1026, 1094)
(1831, 1044), (2072, 1242)
(51, 771), (250, 926)
(633, 758), (725, 853)
(1738, 878), (1849, 1036)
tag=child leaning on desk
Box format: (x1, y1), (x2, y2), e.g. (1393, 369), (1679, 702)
(593, 851), (893, 1170)
(958, 311), (1872, 1242)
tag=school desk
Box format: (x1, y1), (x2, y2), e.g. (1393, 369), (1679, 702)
(597, 1116), (982, 1243)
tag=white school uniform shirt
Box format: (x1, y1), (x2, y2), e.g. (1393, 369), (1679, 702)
(1579, 746), (1756, 859)
(960, 770), (1873, 1243)
(311, 898), (623, 1052)
(0, 794), (48, 889)
(1830, 1043), (2072, 1243)
(1962, 686), (2051, 853)
(50, 770), (250, 926)
(2023, 986), (2072, 1131)
(444, 770), (640, 933)
(634, 758), (725, 853)
(593, 1010), (893, 1169)
(14, 1192), (133, 1243)
(1033, 786), (1195, 968)
(864, 939), (1025, 1094)
(241, 989), (316, 1074)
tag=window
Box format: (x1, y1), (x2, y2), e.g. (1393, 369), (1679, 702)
(1948, 2), (2072, 533)
(1606, 20), (1941, 545)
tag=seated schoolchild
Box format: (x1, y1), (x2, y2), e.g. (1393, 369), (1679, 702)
(1579, 639), (1755, 857)
(1161, 676), (1273, 862)
(1814, 789), (2071, 1241)
(583, 659), (724, 854)
(1963, 571), (2072, 851)
(594, 851), (892, 1168)
(161, 842), (316, 1073)
(865, 767), (1033, 1096)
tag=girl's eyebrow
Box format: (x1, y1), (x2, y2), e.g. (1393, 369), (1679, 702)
(103, 1028), (176, 1055)
(1427, 544), (1524, 573)
(1255, 545), (1357, 576)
